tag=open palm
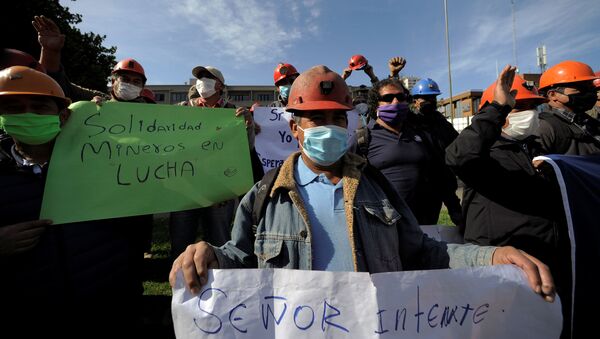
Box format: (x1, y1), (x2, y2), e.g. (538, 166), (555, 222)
(32, 15), (65, 51)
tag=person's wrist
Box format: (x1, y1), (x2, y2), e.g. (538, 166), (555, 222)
(41, 45), (62, 53)
(489, 101), (512, 115)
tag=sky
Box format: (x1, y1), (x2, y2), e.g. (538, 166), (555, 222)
(59, 0), (600, 98)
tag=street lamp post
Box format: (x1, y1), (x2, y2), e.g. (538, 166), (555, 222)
(443, 0), (455, 122)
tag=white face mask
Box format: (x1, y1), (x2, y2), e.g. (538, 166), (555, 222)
(196, 78), (217, 98)
(115, 82), (142, 101)
(502, 109), (540, 140)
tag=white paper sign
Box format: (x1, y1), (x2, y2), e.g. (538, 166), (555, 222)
(172, 266), (561, 338)
(253, 107), (362, 174)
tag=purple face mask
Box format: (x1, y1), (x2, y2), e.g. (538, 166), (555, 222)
(377, 103), (409, 125)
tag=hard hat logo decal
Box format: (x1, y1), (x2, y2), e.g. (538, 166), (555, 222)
(320, 81), (334, 95)
(128, 60), (135, 68)
(280, 66), (288, 75)
(523, 81), (534, 91)
(9, 74), (23, 80)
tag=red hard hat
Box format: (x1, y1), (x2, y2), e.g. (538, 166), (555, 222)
(538, 60), (597, 91)
(273, 63), (299, 86)
(479, 74), (546, 110)
(141, 88), (156, 103)
(112, 58), (146, 83)
(348, 54), (367, 70)
(1, 48), (46, 72)
(286, 65), (353, 112)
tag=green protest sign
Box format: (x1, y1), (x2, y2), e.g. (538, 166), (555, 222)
(40, 101), (253, 224)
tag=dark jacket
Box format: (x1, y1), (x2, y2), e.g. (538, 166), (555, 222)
(445, 104), (566, 271)
(537, 104), (600, 155)
(0, 136), (145, 334)
(48, 65), (108, 102)
(410, 110), (463, 226)
(411, 110), (459, 151)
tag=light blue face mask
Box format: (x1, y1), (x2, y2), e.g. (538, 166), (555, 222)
(298, 125), (348, 166)
(279, 85), (291, 100)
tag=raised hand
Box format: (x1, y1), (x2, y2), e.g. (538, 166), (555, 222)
(342, 67), (352, 80)
(32, 15), (65, 52)
(388, 56), (407, 77)
(493, 65), (517, 108)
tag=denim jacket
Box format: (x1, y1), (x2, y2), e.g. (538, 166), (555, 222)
(213, 152), (495, 272)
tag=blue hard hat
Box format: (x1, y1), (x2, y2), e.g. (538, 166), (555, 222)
(411, 78), (441, 96)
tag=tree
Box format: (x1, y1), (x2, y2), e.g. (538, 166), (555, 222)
(1, 0), (116, 91)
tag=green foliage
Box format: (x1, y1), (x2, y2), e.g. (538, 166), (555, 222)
(2, 0), (116, 91)
(143, 281), (172, 296)
(143, 214), (173, 296)
(437, 207), (455, 226)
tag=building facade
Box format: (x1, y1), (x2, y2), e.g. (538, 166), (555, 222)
(145, 81), (279, 108)
(437, 90), (483, 119)
(145, 82), (375, 108)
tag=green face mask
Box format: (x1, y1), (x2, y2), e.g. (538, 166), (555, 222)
(0, 113), (61, 145)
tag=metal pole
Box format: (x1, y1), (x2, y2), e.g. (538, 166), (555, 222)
(444, 0), (455, 122)
(511, 0), (518, 68)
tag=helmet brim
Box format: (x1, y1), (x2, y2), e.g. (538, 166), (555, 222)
(349, 63), (366, 71)
(0, 91), (71, 108)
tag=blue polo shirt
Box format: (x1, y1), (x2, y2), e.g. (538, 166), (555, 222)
(294, 156), (354, 271)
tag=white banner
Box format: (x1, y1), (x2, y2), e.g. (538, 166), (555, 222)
(253, 107), (363, 174)
(172, 266), (561, 338)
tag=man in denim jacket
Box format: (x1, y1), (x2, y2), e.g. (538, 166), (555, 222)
(170, 65), (555, 303)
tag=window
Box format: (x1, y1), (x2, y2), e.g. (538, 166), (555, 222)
(256, 93), (273, 102)
(170, 92), (187, 103)
(455, 101), (462, 118)
(462, 101), (470, 112)
(155, 93), (165, 102)
(230, 94), (249, 101)
(472, 98), (481, 113)
(229, 91), (251, 102)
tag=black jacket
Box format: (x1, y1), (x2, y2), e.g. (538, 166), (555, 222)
(537, 104), (600, 155)
(445, 104), (566, 271)
(411, 110), (459, 151)
(0, 136), (146, 334)
(410, 111), (462, 225)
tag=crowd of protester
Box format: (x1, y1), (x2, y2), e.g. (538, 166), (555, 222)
(1, 14), (599, 338)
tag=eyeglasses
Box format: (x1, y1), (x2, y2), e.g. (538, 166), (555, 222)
(117, 75), (144, 87)
(379, 92), (408, 103)
(553, 85), (594, 95)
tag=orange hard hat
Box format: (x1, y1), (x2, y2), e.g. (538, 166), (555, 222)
(1, 49), (46, 72)
(538, 60), (597, 91)
(348, 54), (368, 70)
(112, 58), (146, 83)
(273, 63), (299, 86)
(479, 74), (546, 110)
(0, 66), (71, 108)
(286, 65), (353, 112)
(141, 88), (156, 103)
